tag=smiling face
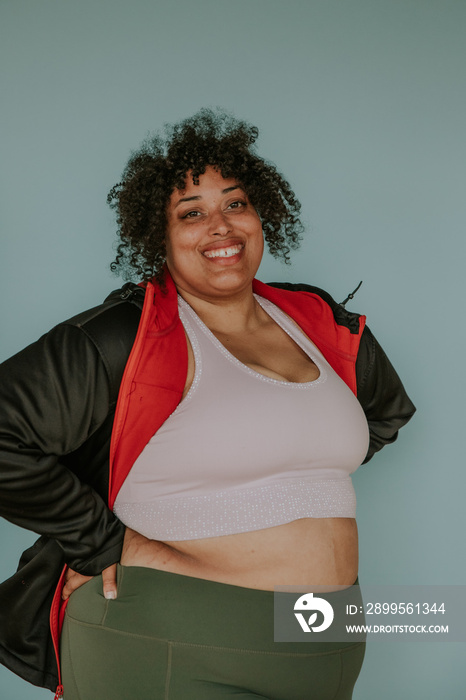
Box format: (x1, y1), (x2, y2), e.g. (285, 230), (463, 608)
(165, 166), (264, 303)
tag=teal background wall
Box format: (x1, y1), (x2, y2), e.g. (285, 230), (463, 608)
(1, 1), (465, 697)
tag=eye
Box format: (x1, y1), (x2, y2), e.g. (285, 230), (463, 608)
(181, 210), (201, 219)
(227, 199), (247, 210)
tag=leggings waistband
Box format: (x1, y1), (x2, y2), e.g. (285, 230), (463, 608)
(65, 565), (363, 654)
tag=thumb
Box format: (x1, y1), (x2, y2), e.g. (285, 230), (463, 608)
(102, 563), (118, 600)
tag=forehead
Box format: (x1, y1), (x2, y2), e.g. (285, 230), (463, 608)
(171, 167), (239, 199)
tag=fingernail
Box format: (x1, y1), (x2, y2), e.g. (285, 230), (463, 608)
(104, 591), (116, 600)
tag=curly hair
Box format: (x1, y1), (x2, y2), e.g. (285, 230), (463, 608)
(108, 108), (303, 283)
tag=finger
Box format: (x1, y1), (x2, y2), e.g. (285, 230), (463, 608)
(62, 570), (76, 599)
(62, 579), (73, 600)
(62, 570), (92, 600)
(102, 563), (118, 600)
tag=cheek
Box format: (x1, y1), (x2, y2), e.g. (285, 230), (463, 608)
(164, 230), (199, 274)
(167, 226), (199, 252)
(164, 234), (182, 273)
(254, 227), (265, 254)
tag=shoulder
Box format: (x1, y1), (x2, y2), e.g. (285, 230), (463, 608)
(266, 281), (363, 335)
(62, 282), (144, 335)
(57, 282), (145, 397)
(1, 283), (145, 407)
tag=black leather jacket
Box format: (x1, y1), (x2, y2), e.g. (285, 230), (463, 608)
(0, 282), (415, 691)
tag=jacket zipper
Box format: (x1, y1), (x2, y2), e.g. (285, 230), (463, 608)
(49, 565), (67, 698)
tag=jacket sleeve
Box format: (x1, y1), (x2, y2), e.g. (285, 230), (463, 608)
(356, 326), (416, 463)
(0, 322), (126, 576)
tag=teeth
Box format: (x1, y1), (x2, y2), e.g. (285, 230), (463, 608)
(204, 245), (242, 259)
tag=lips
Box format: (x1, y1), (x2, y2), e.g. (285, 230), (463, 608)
(203, 244), (243, 259)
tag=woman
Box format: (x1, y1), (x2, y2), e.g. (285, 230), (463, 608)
(0, 109), (415, 699)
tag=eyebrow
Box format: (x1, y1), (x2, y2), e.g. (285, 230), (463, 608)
(174, 185), (240, 208)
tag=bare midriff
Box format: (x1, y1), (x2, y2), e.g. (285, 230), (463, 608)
(120, 518), (358, 591)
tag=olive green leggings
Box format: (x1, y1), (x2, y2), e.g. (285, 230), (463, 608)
(60, 566), (365, 699)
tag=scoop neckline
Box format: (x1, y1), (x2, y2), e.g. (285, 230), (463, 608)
(178, 294), (326, 388)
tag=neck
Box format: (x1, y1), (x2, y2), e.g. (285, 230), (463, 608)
(177, 285), (266, 335)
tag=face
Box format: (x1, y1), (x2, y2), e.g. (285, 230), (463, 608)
(165, 166), (264, 302)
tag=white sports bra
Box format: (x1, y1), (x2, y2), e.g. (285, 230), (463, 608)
(113, 295), (370, 540)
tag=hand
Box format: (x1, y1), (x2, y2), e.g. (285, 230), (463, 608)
(62, 563), (118, 600)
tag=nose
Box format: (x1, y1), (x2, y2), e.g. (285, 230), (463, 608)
(208, 209), (232, 236)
